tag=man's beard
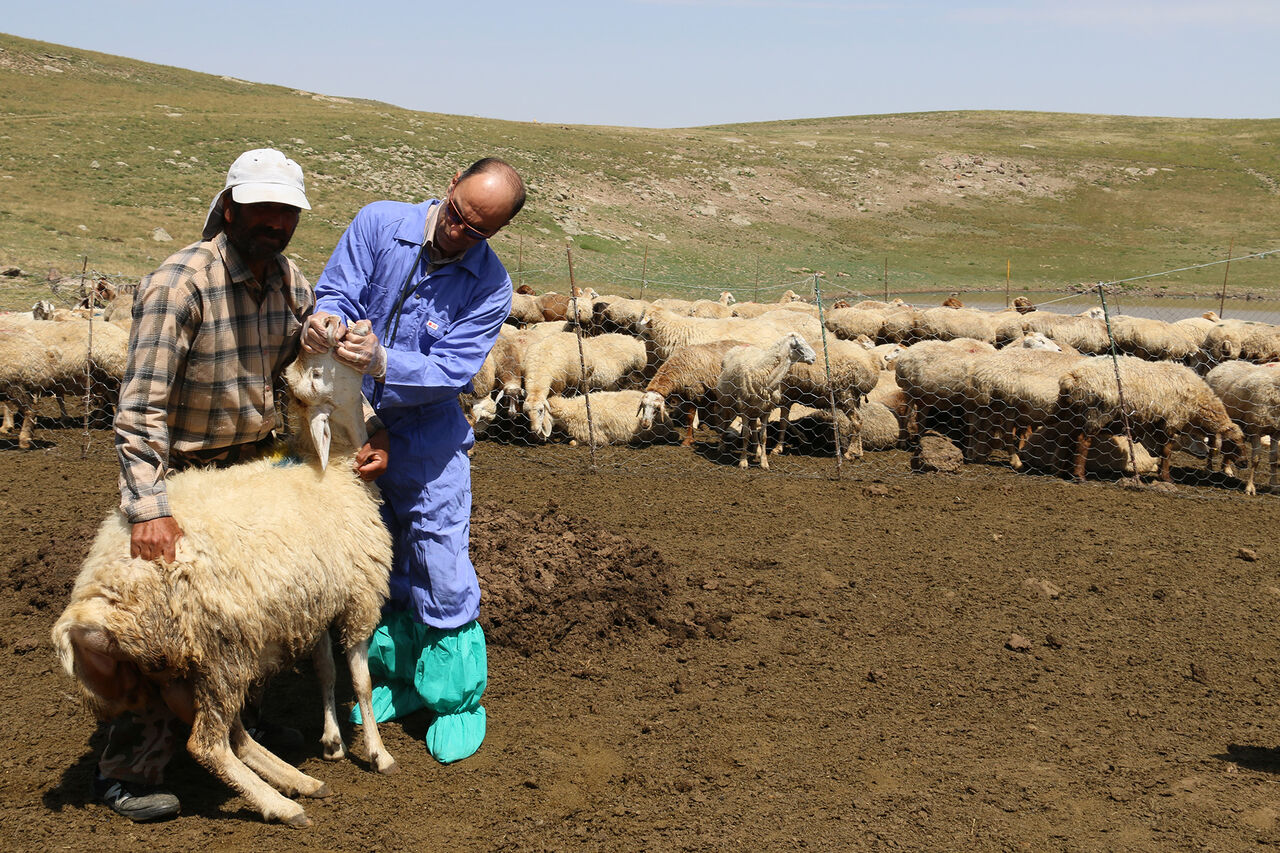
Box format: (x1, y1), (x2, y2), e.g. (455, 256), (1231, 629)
(225, 219), (291, 262)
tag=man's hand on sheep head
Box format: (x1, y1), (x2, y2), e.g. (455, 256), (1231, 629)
(335, 321), (387, 379)
(301, 311), (346, 354)
(354, 428), (390, 481)
(131, 516), (184, 563)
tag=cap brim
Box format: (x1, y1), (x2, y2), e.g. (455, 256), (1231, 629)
(230, 183), (311, 210)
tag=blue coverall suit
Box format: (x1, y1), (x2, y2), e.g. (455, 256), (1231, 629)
(315, 198), (512, 763)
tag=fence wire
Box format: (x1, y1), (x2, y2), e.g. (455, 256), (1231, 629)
(3, 251), (1279, 499)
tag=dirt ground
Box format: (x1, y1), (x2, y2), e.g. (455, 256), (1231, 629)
(2, 425), (1280, 852)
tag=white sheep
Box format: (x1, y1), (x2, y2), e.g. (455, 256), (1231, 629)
(715, 332), (817, 469)
(0, 326), (62, 448)
(544, 389), (678, 446)
(592, 295), (651, 335)
(637, 305), (801, 361)
(964, 347), (1083, 469)
(915, 306), (998, 344)
(1106, 315), (1203, 363)
(51, 318), (397, 827)
(688, 291), (737, 318)
(772, 337), (879, 460)
(858, 400), (903, 451)
(1055, 355), (1245, 482)
(1199, 318), (1265, 368)
(1205, 360), (1280, 495)
(1238, 324), (1280, 366)
(523, 332), (650, 440)
(637, 339), (748, 446)
(893, 338), (997, 445)
(508, 291), (543, 326)
(0, 315), (129, 447)
(823, 306), (889, 343)
(1018, 311), (1111, 355)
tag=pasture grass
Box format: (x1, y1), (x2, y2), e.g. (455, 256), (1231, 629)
(1, 31), (1277, 306)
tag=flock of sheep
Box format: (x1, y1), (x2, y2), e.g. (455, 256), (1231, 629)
(0, 288), (132, 448)
(3, 280), (1278, 495)
(470, 287), (1280, 495)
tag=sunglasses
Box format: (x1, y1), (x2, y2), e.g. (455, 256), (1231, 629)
(445, 191), (496, 241)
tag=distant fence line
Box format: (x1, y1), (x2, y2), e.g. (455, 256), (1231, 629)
(2, 247), (1279, 500)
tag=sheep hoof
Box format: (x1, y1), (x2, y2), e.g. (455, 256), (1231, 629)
(282, 810), (312, 829)
(321, 740), (346, 761)
(376, 757), (400, 776)
(313, 783), (333, 799)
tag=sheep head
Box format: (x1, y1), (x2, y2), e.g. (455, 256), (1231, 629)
(286, 316), (370, 470)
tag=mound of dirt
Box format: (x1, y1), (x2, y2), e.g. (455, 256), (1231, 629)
(471, 501), (677, 655)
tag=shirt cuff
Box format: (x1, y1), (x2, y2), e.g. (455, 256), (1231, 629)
(124, 493), (171, 525)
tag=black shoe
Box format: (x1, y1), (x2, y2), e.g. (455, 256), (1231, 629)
(246, 719), (305, 753)
(92, 773), (180, 822)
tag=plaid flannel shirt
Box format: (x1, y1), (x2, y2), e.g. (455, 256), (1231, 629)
(115, 232), (314, 522)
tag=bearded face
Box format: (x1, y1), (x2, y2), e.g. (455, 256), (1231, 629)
(223, 201), (300, 262)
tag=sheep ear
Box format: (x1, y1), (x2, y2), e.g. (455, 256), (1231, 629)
(310, 408), (332, 471)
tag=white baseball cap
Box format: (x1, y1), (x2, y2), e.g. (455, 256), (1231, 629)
(202, 148), (311, 239)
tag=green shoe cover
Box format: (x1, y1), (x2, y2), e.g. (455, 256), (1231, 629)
(426, 707), (487, 764)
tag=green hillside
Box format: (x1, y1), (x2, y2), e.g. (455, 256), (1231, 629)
(1, 32), (1277, 304)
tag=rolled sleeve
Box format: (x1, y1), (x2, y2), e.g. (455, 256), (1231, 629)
(115, 264), (200, 522)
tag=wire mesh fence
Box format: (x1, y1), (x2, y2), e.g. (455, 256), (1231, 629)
(3, 253), (1279, 499)
(468, 249), (1280, 499)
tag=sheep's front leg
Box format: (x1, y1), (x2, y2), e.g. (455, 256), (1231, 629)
(233, 720), (331, 800)
(771, 405), (790, 456)
(313, 636), (346, 761)
(1157, 438), (1174, 482)
(756, 418), (770, 470)
(346, 639), (398, 775)
(682, 401), (696, 447)
(186, 710), (311, 827)
(1072, 430), (1092, 481)
(842, 402), (864, 460)
(738, 416), (751, 469)
(17, 400), (35, 450)
(1268, 431), (1279, 493)
(1245, 434), (1262, 496)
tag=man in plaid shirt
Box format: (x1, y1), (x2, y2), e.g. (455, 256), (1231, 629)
(94, 149), (326, 822)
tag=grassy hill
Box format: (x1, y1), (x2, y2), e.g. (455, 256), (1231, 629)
(1, 31), (1277, 306)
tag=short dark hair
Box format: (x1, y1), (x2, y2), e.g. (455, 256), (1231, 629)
(457, 157), (526, 219)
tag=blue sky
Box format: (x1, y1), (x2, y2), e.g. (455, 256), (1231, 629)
(7, 1), (1279, 127)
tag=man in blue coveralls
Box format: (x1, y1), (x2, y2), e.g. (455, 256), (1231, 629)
(302, 158), (524, 763)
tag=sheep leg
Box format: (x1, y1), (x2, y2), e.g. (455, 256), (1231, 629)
(756, 418), (770, 470)
(346, 639), (399, 775)
(185, 707), (312, 827)
(1245, 435), (1262, 496)
(1010, 424), (1033, 471)
(314, 636), (346, 761)
(682, 401), (695, 447)
(17, 399), (35, 450)
(962, 406), (981, 462)
(0, 401), (12, 433)
(738, 416), (751, 469)
(1072, 431), (1092, 481)
(1158, 438), (1174, 483)
(771, 405), (789, 456)
(842, 403), (864, 460)
(232, 718), (331, 800)
(1269, 432), (1279, 493)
